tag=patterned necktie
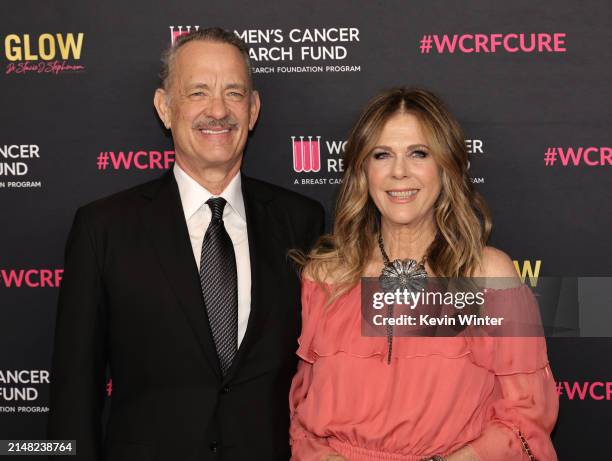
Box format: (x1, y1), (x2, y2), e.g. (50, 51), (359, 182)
(199, 197), (238, 375)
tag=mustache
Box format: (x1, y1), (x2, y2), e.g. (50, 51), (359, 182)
(192, 117), (239, 130)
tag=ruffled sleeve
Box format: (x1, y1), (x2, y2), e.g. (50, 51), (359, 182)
(295, 278), (328, 364)
(467, 286), (559, 461)
(290, 278), (338, 461)
(469, 366), (559, 461)
(290, 360), (339, 460)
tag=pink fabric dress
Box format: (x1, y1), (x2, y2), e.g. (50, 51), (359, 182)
(289, 278), (559, 461)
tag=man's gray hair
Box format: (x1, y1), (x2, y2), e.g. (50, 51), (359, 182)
(159, 27), (253, 91)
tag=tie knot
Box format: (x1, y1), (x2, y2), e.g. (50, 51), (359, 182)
(206, 197), (227, 222)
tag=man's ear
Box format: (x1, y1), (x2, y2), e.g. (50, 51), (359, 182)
(248, 90), (261, 130)
(154, 88), (172, 129)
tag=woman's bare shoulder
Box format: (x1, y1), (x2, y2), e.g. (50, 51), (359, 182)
(473, 246), (521, 286)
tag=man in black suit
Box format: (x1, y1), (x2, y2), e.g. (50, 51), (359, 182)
(48, 28), (324, 461)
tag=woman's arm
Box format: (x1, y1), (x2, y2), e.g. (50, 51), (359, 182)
(290, 359), (345, 461)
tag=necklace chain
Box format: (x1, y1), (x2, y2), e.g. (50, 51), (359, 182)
(378, 233), (427, 267)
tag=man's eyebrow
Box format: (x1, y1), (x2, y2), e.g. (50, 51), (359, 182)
(186, 83), (248, 91)
(225, 83), (248, 91)
(187, 83), (209, 90)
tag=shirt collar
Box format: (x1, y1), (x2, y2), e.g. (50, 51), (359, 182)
(173, 162), (246, 223)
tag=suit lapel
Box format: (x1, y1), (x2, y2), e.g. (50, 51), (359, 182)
(144, 171), (222, 380)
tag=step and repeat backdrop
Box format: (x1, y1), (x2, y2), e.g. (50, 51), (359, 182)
(1, 0), (610, 458)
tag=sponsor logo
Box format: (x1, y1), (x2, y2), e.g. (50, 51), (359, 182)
(243, 27), (362, 74)
(544, 147), (612, 167)
(96, 150), (175, 171)
(292, 136), (321, 173)
(4, 33), (85, 75)
(0, 370), (50, 413)
(291, 135), (344, 185)
(168, 26), (362, 74)
(0, 144), (43, 189)
(419, 33), (567, 55)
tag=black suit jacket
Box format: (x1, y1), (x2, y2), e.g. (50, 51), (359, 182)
(47, 171), (324, 461)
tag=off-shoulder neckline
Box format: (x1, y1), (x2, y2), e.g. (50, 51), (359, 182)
(301, 276), (530, 293)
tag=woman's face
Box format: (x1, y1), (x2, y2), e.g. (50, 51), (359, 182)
(366, 111), (442, 229)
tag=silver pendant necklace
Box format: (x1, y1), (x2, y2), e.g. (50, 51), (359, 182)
(377, 232), (428, 364)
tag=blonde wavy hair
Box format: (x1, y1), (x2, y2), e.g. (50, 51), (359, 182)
(293, 87), (492, 295)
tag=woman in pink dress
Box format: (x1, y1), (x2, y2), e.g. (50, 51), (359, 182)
(289, 88), (558, 461)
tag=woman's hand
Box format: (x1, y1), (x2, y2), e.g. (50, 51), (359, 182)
(443, 445), (479, 461)
(321, 454), (347, 461)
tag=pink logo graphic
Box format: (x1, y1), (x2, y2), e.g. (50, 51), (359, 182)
(419, 33), (567, 54)
(169, 25), (200, 45)
(292, 136), (321, 173)
(0, 269), (63, 288)
(556, 381), (612, 401)
(96, 150), (175, 171)
(544, 147), (612, 167)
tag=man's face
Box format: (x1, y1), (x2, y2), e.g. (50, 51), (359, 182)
(154, 41), (260, 174)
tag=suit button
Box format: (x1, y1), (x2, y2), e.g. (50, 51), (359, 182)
(209, 441), (218, 453)
(222, 386), (230, 394)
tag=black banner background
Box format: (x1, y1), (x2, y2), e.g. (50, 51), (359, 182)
(1, 1), (611, 458)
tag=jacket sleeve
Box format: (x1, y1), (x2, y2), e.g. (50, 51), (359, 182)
(47, 207), (108, 461)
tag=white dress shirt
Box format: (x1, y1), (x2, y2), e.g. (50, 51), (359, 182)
(173, 163), (251, 347)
